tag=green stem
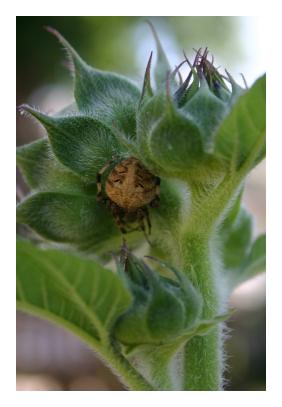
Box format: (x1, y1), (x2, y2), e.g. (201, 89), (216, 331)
(179, 233), (223, 390)
(149, 343), (184, 390)
(100, 344), (154, 391)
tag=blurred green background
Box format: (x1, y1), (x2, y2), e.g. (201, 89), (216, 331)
(16, 16), (265, 391)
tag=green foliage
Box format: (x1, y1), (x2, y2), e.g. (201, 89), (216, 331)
(16, 26), (266, 391)
(219, 196), (266, 288)
(240, 233), (266, 281)
(17, 239), (132, 342)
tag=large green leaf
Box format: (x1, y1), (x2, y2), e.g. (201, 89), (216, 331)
(214, 74), (266, 172)
(16, 239), (132, 343)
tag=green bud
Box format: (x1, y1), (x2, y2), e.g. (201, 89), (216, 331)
(114, 248), (203, 345)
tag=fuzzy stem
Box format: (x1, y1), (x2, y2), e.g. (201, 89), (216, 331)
(147, 348), (175, 390)
(100, 345), (154, 391)
(180, 233), (223, 390)
(128, 344), (180, 390)
(148, 342), (184, 390)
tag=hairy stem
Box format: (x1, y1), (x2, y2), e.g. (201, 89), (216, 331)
(180, 233), (224, 390)
(127, 343), (180, 390)
(100, 344), (154, 391)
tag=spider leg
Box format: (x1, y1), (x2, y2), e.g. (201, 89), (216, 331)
(143, 206), (152, 235)
(137, 208), (151, 245)
(109, 201), (127, 234)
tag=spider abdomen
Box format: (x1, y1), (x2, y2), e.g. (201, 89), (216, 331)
(105, 157), (157, 210)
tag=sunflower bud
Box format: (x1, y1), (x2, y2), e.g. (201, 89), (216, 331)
(113, 246), (203, 345)
(17, 26), (265, 261)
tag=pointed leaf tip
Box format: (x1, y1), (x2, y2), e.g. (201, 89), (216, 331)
(146, 20), (164, 55)
(140, 51), (154, 104)
(146, 20), (176, 90)
(17, 104), (54, 129)
(45, 26), (87, 73)
(45, 27), (140, 137)
(225, 69), (245, 97)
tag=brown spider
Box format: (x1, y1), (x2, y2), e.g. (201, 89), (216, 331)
(97, 157), (160, 239)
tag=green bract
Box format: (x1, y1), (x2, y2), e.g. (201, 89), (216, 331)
(17, 25), (266, 391)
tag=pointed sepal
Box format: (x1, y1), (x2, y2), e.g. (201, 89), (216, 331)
(17, 138), (92, 195)
(16, 192), (119, 249)
(47, 27), (140, 137)
(181, 76), (228, 149)
(19, 104), (124, 181)
(147, 21), (177, 90)
(139, 51), (154, 106)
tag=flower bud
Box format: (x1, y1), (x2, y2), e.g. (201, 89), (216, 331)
(113, 247), (203, 345)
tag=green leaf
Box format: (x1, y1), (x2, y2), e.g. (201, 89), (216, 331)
(17, 138), (94, 195)
(47, 28), (140, 137)
(21, 106), (124, 181)
(214, 74), (266, 172)
(17, 192), (118, 250)
(220, 203), (266, 287)
(17, 239), (132, 342)
(240, 234), (266, 281)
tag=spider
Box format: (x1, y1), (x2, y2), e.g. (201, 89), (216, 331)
(97, 157), (160, 239)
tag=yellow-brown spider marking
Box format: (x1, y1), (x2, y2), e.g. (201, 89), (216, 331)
(97, 157), (160, 239)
